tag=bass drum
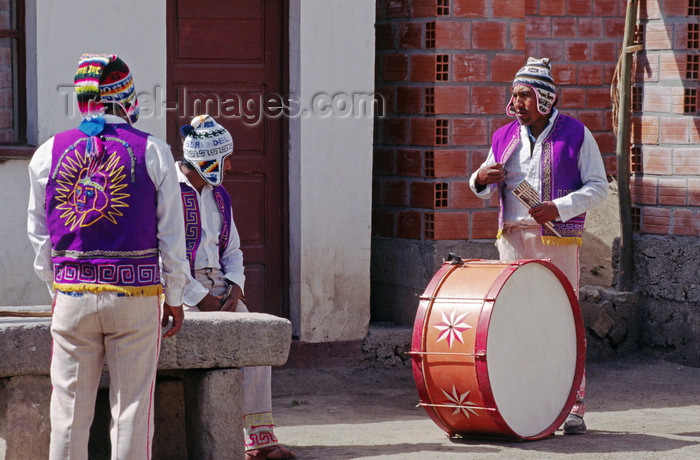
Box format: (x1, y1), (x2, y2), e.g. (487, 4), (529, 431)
(411, 258), (585, 440)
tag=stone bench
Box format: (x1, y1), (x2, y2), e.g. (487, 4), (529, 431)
(0, 305), (292, 460)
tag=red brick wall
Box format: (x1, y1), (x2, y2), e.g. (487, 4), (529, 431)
(629, 0), (700, 237)
(374, 0), (627, 241)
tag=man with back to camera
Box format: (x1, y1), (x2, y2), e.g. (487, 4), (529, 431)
(27, 54), (189, 459)
(469, 57), (609, 435)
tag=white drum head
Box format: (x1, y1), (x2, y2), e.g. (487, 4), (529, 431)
(485, 262), (578, 438)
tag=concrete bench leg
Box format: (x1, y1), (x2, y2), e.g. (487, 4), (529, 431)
(184, 368), (243, 460)
(0, 375), (52, 460)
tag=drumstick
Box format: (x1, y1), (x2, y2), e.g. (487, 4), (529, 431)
(512, 181), (563, 238)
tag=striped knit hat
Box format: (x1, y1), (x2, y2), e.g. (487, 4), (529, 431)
(506, 57), (556, 116)
(181, 115), (234, 186)
(74, 54), (140, 125)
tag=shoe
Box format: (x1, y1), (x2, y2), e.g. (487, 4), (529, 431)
(246, 445), (297, 459)
(563, 414), (586, 435)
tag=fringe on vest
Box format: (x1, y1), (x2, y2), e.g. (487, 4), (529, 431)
(497, 229), (583, 247)
(53, 283), (163, 297)
(541, 235), (583, 246)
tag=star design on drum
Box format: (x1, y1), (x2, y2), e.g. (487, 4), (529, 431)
(434, 310), (472, 348)
(442, 385), (479, 418)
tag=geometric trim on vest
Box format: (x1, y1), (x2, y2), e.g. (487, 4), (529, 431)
(180, 182), (233, 275)
(492, 114), (586, 246)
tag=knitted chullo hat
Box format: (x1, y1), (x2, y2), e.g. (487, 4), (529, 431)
(181, 115), (234, 186)
(74, 54), (140, 127)
(506, 57), (557, 116)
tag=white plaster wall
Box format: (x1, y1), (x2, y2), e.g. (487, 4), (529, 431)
(4, 0), (375, 345)
(288, 0), (375, 342)
(0, 160), (52, 305)
(0, 0), (167, 306)
(35, 0), (168, 143)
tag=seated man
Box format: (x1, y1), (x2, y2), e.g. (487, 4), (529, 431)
(177, 115), (296, 460)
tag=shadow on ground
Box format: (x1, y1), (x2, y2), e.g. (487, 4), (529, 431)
(272, 352), (700, 459)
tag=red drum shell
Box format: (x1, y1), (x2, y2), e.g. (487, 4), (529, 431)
(411, 259), (585, 441)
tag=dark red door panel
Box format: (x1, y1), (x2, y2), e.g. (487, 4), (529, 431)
(167, 0), (287, 317)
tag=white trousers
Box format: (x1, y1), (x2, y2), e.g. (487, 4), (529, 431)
(49, 291), (161, 460)
(186, 269), (279, 450)
(496, 226), (580, 294)
(497, 227), (586, 416)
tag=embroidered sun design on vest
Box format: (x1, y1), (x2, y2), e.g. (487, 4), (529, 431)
(54, 149), (130, 230)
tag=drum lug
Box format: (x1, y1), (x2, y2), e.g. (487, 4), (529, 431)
(445, 253), (464, 265)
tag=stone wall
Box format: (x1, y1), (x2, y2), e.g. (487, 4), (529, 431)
(370, 238), (497, 325)
(623, 234), (700, 366)
(579, 286), (640, 362)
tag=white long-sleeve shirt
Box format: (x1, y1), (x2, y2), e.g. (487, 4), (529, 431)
(27, 115), (190, 306)
(469, 109), (609, 226)
(177, 164), (246, 306)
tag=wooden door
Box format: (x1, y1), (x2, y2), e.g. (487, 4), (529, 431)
(167, 0), (288, 318)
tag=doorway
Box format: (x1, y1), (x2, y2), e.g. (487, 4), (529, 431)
(167, 0), (288, 317)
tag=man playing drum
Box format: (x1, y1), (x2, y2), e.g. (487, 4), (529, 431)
(469, 57), (609, 435)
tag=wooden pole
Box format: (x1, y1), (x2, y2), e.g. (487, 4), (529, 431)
(615, 0), (639, 291)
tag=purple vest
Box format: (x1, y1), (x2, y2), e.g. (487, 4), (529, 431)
(46, 124), (161, 294)
(492, 114), (586, 243)
(179, 183), (232, 275)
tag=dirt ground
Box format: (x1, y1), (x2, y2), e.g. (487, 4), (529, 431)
(269, 182), (700, 459)
(271, 353), (700, 459)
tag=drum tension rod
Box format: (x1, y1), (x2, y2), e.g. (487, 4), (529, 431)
(407, 350), (486, 358)
(418, 402), (496, 412)
(417, 295), (488, 301)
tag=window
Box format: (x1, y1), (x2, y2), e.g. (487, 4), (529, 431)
(630, 145), (642, 174)
(0, 0), (25, 146)
(424, 150), (435, 177)
(631, 86), (643, 112)
(435, 182), (448, 208)
(689, 23), (699, 49)
(435, 118), (448, 145)
(424, 87), (434, 114)
(687, 54), (699, 80)
(435, 54), (449, 81)
(684, 87), (697, 114)
(436, 0), (450, 16)
(424, 212), (434, 238)
(690, 0), (700, 17)
(425, 21), (435, 49)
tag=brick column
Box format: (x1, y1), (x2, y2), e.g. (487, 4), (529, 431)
(372, 0), (625, 325)
(373, 0), (526, 324)
(626, 0), (700, 366)
(375, 0), (524, 244)
(631, 0), (700, 236)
